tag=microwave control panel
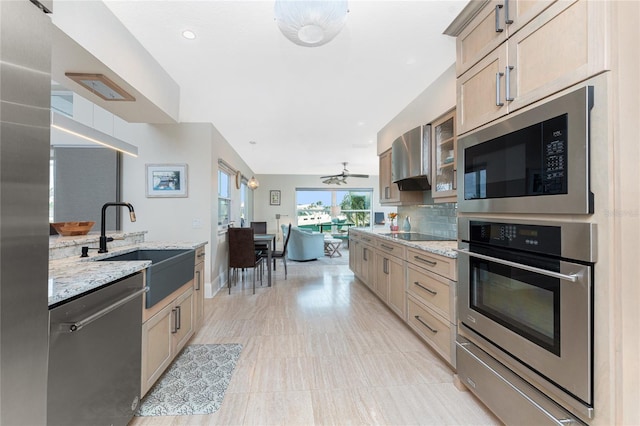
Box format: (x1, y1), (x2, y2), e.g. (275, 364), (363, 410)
(542, 114), (568, 194)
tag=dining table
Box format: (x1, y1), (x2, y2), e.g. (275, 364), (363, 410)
(254, 233), (275, 287)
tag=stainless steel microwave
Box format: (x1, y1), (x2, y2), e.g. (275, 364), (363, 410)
(457, 86), (594, 214)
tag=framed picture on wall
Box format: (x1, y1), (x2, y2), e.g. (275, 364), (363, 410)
(269, 190), (281, 206)
(146, 164), (188, 197)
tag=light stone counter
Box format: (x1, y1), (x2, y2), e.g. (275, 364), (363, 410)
(48, 240), (207, 308)
(349, 228), (458, 258)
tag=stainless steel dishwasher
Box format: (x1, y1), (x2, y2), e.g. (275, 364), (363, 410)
(47, 272), (145, 426)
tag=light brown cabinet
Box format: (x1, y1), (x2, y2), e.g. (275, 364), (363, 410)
(454, 0), (608, 134)
(455, 0), (557, 76)
(348, 230), (456, 366)
(431, 109), (457, 202)
(141, 283), (194, 396)
(374, 239), (406, 318)
(380, 254), (406, 320)
(379, 149), (423, 206)
(193, 246), (205, 327)
(405, 248), (457, 366)
(140, 245), (206, 396)
(349, 232), (375, 291)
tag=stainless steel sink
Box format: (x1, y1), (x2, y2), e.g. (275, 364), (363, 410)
(98, 249), (195, 308)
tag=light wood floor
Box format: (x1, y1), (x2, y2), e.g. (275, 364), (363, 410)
(130, 252), (501, 425)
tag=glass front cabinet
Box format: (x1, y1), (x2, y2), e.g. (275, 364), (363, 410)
(432, 109), (457, 202)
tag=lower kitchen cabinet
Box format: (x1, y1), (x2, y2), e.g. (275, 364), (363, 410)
(375, 251), (406, 319)
(351, 232), (375, 290)
(141, 283), (194, 396)
(348, 230), (457, 367)
(193, 246), (206, 327)
(407, 294), (456, 364)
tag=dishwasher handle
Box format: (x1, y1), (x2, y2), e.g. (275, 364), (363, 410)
(62, 287), (148, 333)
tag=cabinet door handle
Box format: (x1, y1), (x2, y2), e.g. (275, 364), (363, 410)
(414, 315), (438, 334)
(413, 255), (437, 267)
(505, 65), (514, 101)
(363, 247), (368, 261)
(176, 305), (181, 330)
(171, 308), (178, 334)
(380, 244), (395, 251)
(385, 186), (390, 199)
(383, 258), (389, 274)
(496, 72), (504, 106)
(495, 4), (504, 32)
(196, 270), (201, 290)
(504, 0), (513, 24)
(414, 281), (437, 296)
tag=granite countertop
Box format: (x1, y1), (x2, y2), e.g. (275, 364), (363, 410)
(350, 228), (458, 258)
(48, 241), (207, 308)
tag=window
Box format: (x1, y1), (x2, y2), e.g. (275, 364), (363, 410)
(296, 188), (372, 231)
(218, 169), (231, 228)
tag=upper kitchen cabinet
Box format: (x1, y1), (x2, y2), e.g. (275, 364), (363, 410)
(432, 109), (457, 202)
(455, 0), (556, 76)
(379, 149), (423, 205)
(450, 0), (609, 134)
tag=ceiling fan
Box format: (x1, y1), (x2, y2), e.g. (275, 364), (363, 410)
(320, 162), (369, 185)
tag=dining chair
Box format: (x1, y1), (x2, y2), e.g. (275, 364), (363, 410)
(250, 221), (267, 234)
(228, 227), (264, 294)
(264, 223), (292, 279)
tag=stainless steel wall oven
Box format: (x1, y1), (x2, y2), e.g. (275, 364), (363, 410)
(456, 217), (596, 424)
(457, 86), (594, 214)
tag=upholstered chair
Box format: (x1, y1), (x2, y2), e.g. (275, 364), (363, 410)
(286, 226), (325, 261)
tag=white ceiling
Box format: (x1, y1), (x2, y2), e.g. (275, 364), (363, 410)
(102, 0), (466, 176)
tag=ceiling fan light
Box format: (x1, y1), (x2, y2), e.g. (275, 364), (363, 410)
(274, 0), (349, 47)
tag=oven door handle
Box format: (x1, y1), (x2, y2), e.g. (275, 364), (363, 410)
(455, 248), (580, 282)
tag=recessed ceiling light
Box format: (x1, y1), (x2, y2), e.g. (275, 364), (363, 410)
(182, 30), (196, 40)
(357, 121), (365, 126)
(406, 57), (417, 65)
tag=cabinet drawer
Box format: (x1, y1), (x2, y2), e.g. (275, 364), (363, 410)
(407, 264), (454, 320)
(358, 233), (375, 245)
(376, 239), (405, 259)
(406, 248), (457, 281)
(195, 246), (205, 265)
(407, 296), (454, 365)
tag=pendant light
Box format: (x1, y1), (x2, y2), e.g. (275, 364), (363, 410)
(247, 140), (259, 190)
(248, 176), (259, 190)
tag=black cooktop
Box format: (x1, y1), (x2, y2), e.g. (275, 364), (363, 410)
(380, 233), (455, 242)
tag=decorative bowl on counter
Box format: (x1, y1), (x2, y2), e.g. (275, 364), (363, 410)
(50, 221), (95, 236)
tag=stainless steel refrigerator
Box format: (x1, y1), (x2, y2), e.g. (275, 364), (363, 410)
(0, 1), (52, 424)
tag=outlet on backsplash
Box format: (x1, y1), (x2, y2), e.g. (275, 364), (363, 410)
(397, 203), (457, 239)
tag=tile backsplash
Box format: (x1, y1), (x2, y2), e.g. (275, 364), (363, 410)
(398, 203), (457, 239)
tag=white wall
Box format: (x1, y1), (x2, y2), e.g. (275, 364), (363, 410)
(377, 63), (456, 154)
(121, 122), (254, 296)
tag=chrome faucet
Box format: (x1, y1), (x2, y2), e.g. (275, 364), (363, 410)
(98, 202), (136, 253)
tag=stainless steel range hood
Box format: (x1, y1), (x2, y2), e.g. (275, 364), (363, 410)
(391, 124), (431, 191)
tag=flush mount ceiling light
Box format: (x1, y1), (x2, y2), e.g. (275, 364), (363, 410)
(274, 0), (349, 47)
(65, 73), (135, 102)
